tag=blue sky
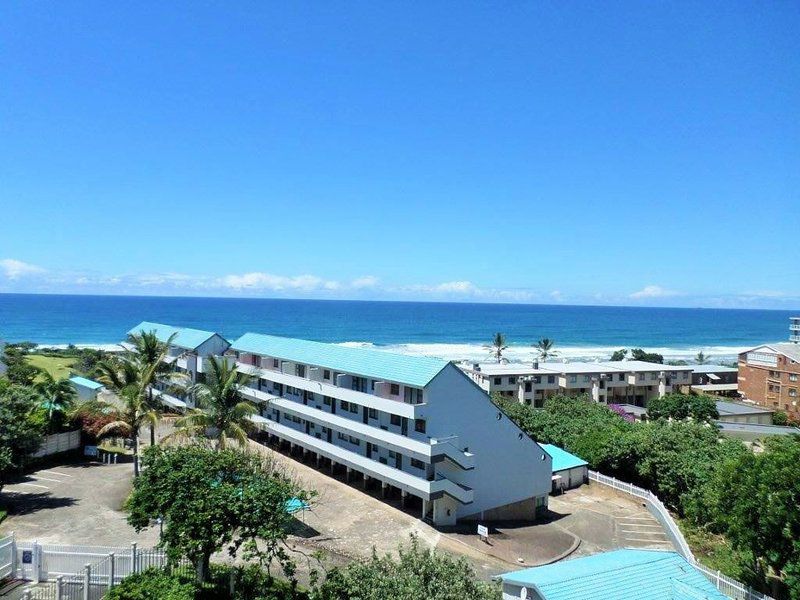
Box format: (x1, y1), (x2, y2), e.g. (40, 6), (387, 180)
(1, 2), (798, 308)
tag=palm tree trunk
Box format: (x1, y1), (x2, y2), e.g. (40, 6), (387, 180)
(133, 435), (140, 477)
(150, 422), (156, 447)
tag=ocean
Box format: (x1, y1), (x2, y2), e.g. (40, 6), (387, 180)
(0, 293), (794, 363)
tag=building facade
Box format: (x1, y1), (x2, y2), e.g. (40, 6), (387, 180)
(227, 332), (553, 526)
(461, 361), (693, 408)
(738, 343), (800, 419)
(790, 316), (800, 343)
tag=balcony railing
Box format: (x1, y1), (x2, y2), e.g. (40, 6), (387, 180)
(250, 418), (473, 504)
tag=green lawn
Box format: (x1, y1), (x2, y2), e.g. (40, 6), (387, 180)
(679, 519), (746, 579)
(25, 354), (77, 380)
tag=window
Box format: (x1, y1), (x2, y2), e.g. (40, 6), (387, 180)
(547, 375), (555, 384)
(324, 369), (331, 380)
(390, 414), (401, 426)
(323, 396), (332, 406)
(368, 408), (378, 419)
(508, 377), (516, 384)
(349, 436), (360, 445)
(494, 377), (501, 385)
(341, 400), (350, 412)
(638, 373), (645, 381)
(650, 373), (658, 381)
(414, 419), (426, 433)
(388, 450), (396, 458)
(568, 375), (577, 383)
(525, 382), (532, 392)
(533, 376), (541, 384)
(790, 389), (798, 397)
(583, 375), (591, 383)
(682, 371), (688, 379)
(404, 387), (423, 404)
(618, 373), (625, 381)
(390, 383), (400, 395)
(272, 358), (279, 368)
(306, 392), (315, 402)
(410, 458), (425, 470)
(296, 365), (306, 378)
(790, 374), (798, 382)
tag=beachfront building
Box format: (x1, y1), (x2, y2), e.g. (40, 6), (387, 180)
(690, 364), (739, 396)
(227, 332), (553, 526)
(461, 361), (693, 408)
(499, 549), (728, 600)
(791, 317), (800, 343)
(69, 375), (105, 402)
(738, 343), (800, 419)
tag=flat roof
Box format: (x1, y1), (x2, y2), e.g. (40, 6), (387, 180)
(716, 422), (800, 436)
(499, 549), (727, 600)
(716, 400), (770, 415)
(127, 321), (226, 351)
(466, 360), (692, 376)
(614, 403), (648, 417)
(690, 365), (738, 374)
(542, 444), (588, 472)
(232, 332), (450, 388)
(693, 383), (739, 392)
(69, 376), (104, 390)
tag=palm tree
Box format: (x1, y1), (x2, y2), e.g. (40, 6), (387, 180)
(95, 330), (177, 474)
(534, 338), (557, 361)
(485, 333), (509, 364)
(695, 351), (709, 365)
(169, 356), (256, 450)
(34, 371), (78, 433)
(95, 386), (158, 477)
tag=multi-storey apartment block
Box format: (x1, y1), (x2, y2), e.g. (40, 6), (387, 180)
(738, 343), (800, 419)
(461, 360), (693, 407)
(128, 322), (230, 407)
(227, 332), (553, 526)
(790, 317), (800, 343)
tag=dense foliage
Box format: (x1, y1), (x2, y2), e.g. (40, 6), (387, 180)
(0, 384), (45, 492)
(311, 536), (499, 600)
(127, 445), (312, 583)
(496, 394), (800, 598)
(105, 569), (197, 600)
(646, 393), (719, 422)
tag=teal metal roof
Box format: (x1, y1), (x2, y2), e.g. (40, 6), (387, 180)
(542, 444), (588, 472)
(69, 376), (104, 390)
(500, 549), (729, 600)
(128, 321), (223, 351)
(231, 332), (449, 388)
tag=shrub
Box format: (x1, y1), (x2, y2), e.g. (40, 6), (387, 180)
(105, 569), (196, 600)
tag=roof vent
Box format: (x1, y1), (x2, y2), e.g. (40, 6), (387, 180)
(473, 363), (481, 371)
(532, 360), (539, 369)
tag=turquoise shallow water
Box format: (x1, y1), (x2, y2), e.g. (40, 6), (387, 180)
(0, 293), (794, 362)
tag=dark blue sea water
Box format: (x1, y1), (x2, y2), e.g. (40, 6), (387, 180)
(0, 293), (794, 362)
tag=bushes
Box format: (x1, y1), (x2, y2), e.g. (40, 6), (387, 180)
(105, 569), (196, 600)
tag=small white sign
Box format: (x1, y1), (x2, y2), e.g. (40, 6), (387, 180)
(477, 524), (489, 538)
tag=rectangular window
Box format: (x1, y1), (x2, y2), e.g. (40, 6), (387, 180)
(532, 376), (541, 384)
(349, 436), (361, 446)
(650, 373), (658, 381)
(324, 369), (331, 380)
(323, 396), (332, 405)
(548, 375), (555, 384)
(390, 414), (401, 426)
(390, 383), (400, 395)
(789, 389), (798, 397)
(618, 373), (625, 381)
(340, 400), (350, 411)
(296, 364), (306, 378)
(337, 432), (347, 441)
(583, 375), (591, 383)
(414, 419), (426, 433)
(404, 388), (423, 404)
(368, 408), (378, 419)
(568, 375), (577, 383)
(494, 377), (501, 385)
(638, 373), (645, 381)
(790, 374), (798, 382)
(525, 382), (532, 392)
(410, 458), (425, 470)
(508, 376), (516, 384)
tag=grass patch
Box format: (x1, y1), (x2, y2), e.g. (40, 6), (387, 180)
(0, 507), (7, 524)
(26, 354), (77, 381)
(679, 519), (746, 579)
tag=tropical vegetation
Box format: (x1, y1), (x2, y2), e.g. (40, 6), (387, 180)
(484, 333), (508, 364)
(534, 337), (556, 360)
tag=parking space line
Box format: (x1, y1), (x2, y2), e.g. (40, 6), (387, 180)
(38, 470), (73, 477)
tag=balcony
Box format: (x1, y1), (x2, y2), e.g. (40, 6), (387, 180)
(790, 323), (800, 331)
(235, 361), (426, 420)
(249, 418), (473, 504)
(253, 394), (475, 469)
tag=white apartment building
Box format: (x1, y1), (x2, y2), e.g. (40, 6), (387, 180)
(227, 332), (553, 526)
(462, 360), (693, 407)
(127, 321), (230, 408)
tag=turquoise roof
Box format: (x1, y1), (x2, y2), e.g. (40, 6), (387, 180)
(231, 332), (449, 388)
(542, 444), (588, 472)
(500, 549), (729, 600)
(128, 321), (224, 351)
(69, 376), (104, 390)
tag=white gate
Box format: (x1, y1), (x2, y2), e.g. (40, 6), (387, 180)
(0, 534), (14, 579)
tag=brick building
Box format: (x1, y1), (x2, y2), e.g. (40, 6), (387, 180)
(738, 343), (800, 419)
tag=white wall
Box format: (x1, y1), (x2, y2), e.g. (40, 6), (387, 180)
(423, 365), (552, 518)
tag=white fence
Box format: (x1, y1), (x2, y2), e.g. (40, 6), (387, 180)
(0, 535), (14, 579)
(32, 431), (81, 458)
(589, 470), (776, 600)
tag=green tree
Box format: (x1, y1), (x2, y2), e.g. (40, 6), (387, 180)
(534, 338), (557, 361)
(773, 411), (788, 426)
(629, 348), (664, 363)
(646, 393), (719, 422)
(127, 445), (311, 584)
(169, 357), (256, 450)
(609, 349), (627, 361)
(0, 385), (44, 493)
(695, 351), (709, 365)
(484, 333), (508, 364)
(34, 371), (78, 433)
(312, 535), (499, 600)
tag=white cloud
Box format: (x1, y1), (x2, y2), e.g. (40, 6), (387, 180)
(550, 290), (563, 301)
(629, 285), (679, 299)
(217, 272), (338, 292)
(351, 276), (379, 289)
(0, 258), (45, 280)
